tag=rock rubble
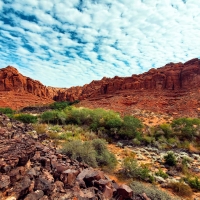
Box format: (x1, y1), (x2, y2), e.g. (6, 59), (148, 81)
(0, 114), (151, 200)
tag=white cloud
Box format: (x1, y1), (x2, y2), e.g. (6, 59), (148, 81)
(20, 20), (42, 32)
(0, 1), (4, 11)
(0, 0), (200, 87)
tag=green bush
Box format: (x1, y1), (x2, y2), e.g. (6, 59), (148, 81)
(50, 100), (80, 110)
(159, 123), (172, 139)
(14, 113), (38, 123)
(164, 152), (177, 166)
(41, 110), (63, 124)
(155, 168), (168, 179)
(172, 118), (200, 141)
(168, 182), (193, 197)
(142, 136), (155, 145)
(41, 107), (143, 140)
(0, 107), (15, 114)
(61, 139), (117, 169)
(92, 139), (117, 169)
(119, 115), (143, 139)
(185, 176), (200, 191)
(121, 157), (151, 181)
(130, 181), (180, 200)
(61, 140), (97, 167)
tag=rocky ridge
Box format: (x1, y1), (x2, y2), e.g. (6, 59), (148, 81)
(55, 58), (200, 101)
(0, 113), (152, 200)
(1, 58), (200, 117)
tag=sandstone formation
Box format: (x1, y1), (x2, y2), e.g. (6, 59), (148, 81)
(0, 113), (150, 200)
(55, 58), (200, 101)
(54, 58), (200, 117)
(0, 58), (200, 117)
(0, 66), (49, 97)
(0, 66), (59, 109)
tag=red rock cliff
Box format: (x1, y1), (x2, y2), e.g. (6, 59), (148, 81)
(55, 58), (200, 101)
(0, 66), (58, 98)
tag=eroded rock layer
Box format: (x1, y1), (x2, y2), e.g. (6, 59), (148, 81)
(55, 58), (200, 101)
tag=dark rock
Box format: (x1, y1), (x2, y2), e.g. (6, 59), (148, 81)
(103, 185), (113, 199)
(34, 176), (54, 193)
(116, 184), (133, 199)
(83, 170), (105, 187)
(24, 190), (44, 200)
(7, 176), (31, 199)
(0, 174), (10, 189)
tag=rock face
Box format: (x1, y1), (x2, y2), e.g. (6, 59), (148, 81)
(55, 58), (200, 101)
(0, 66), (53, 98)
(0, 66), (59, 109)
(0, 114), (150, 200)
(54, 58), (200, 117)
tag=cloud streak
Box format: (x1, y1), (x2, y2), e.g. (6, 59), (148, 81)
(0, 0), (200, 87)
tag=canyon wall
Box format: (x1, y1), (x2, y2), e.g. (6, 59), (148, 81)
(55, 58), (200, 101)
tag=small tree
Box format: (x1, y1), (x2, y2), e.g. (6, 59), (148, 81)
(119, 116), (143, 139)
(164, 152), (177, 166)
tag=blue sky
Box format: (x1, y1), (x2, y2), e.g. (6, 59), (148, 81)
(0, 0), (199, 87)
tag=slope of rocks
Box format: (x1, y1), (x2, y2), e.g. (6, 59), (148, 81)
(0, 113), (152, 200)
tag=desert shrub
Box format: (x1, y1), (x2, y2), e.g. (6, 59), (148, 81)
(41, 111), (56, 124)
(49, 125), (62, 132)
(56, 132), (67, 140)
(119, 115), (143, 139)
(0, 107), (15, 114)
(155, 168), (168, 179)
(172, 117), (200, 141)
(61, 139), (117, 169)
(130, 181), (180, 200)
(14, 113), (37, 123)
(50, 100), (79, 110)
(164, 152), (177, 166)
(89, 108), (122, 132)
(57, 111), (67, 124)
(41, 110), (61, 124)
(142, 136), (155, 145)
(47, 131), (59, 139)
(167, 137), (179, 147)
(185, 176), (200, 191)
(61, 140), (97, 167)
(81, 131), (97, 141)
(121, 157), (151, 181)
(159, 123), (172, 139)
(168, 182), (193, 197)
(65, 107), (123, 136)
(66, 108), (92, 125)
(33, 123), (47, 134)
(178, 140), (190, 149)
(57, 124), (97, 141)
(92, 139), (117, 169)
(132, 138), (141, 145)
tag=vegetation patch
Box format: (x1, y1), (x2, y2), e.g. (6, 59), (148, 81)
(14, 113), (38, 123)
(61, 139), (117, 169)
(168, 182), (193, 198)
(130, 181), (180, 200)
(121, 157), (153, 182)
